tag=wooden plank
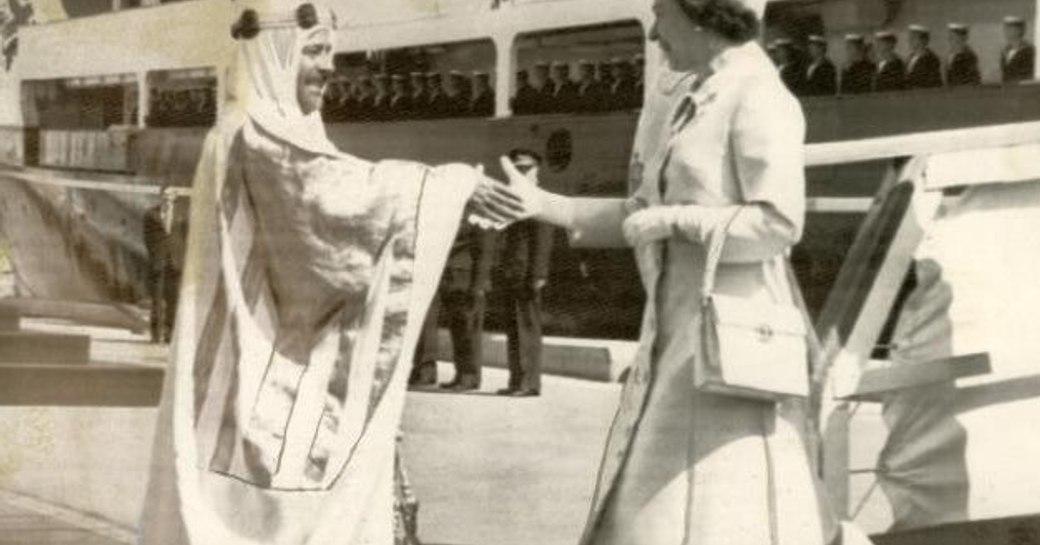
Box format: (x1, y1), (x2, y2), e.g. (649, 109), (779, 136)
(0, 332), (90, 365)
(806, 121), (1040, 167)
(0, 363), (163, 407)
(839, 353), (992, 402)
(873, 515), (1040, 545)
(0, 298), (147, 333)
(925, 143), (1040, 190)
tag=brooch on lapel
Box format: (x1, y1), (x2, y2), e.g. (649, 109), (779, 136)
(669, 79), (717, 134)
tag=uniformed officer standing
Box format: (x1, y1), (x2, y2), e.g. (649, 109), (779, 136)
(946, 23), (981, 87)
(840, 34), (876, 95)
(143, 186), (184, 344)
(511, 69), (539, 115)
(445, 70), (471, 117)
(632, 53), (645, 107)
(575, 59), (607, 112)
(496, 150), (554, 398)
(1001, 16), (1036, 83)
(873, 30), (907, 92)
(371, 73), (390, 121)
(549, 61), (579, 113)
(804, 35), (837, 96)
(437, 217), (497, 392)
(532, 61), (554, 114)
(353, 74), (374, 122)
(469, 71), (495, 117)
(906, 25), (943, 89)
(597, 60), (614, 88)
(774, 38), (805, 95)
(387, 74), (412, 120)
(424, 72), (450, 119)
(409, 71), (428, 118)
(607, 57), (636, 111)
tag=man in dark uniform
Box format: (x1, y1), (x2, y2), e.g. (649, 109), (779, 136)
(549, 61), (579, 113)
(469, 71), (495, 117)
(840, 34), (875, 95)
(496, 149), (553, 398)
(353, 74), (374, 122)
(143, 186), (183, 344)
(1001, 16), (1036, 83)
(409, 71), (428, 118)
(438, 214), (497, 392)
(530, 61), (553, 114)
(424, 71), (450, 119)
(597, 60), (614, 89)
(607, 57), (636, 111)
(766, 41), (780, 66)
(370, 73), (390, 121)
(906, 25), (944, 89)
(774, 38), (805, 95)
(804, 35), (838, 96)
(575, 59), (607, 113)
(387, 74), (412, 120)
(946, 23), (981, 87)
(445, 70), (470, 117)
(873, 30), (907, 92)
(632, 53), (645, 107)
(511, 69), (539, 115)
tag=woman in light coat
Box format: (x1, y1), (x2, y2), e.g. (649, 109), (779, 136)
(501, 0), (873, 543)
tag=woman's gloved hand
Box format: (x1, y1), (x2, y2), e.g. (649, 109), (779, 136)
(622, 206), (683, 247)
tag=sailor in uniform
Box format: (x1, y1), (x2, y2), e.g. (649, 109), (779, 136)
(804, 35), (837, 96)
(873, 30), (907, 92)
(469, 71), (495, 117)
(424, 71), (450, 119)
(774, 38), (805, 95)
(576, 59), (608, 112)
(840, 33), (875, 95)
(387, 73), (412, 120)
(945, 23), (981, 87)
(1001, 15), (1036, 83)
(550, 61), (579, 112)
(512, 69), (539, 114)
(905, 25), (943, 89)
(607, 57), (637, 111)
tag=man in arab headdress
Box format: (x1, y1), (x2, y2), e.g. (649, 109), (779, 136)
(137, 1), (523, 543)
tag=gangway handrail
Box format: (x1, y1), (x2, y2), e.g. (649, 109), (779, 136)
(806, 120), (1040, 167)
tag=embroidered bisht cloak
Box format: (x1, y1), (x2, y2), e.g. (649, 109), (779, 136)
(138, 4), (480, 543)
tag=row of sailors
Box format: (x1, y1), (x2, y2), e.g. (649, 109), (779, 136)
(322, 71), (496, 122)
(512, 56), (646, 114)
(773, 17), (1036, 97)
(147, 87), (217, 127)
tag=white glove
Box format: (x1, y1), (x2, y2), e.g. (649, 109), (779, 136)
(622, 206), (681, 247)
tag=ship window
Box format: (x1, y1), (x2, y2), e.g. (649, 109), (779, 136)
(145, 68), (217, 128)
(24, 74), (138, 130)
(323, 38), (496, 123)
(511, 20), (645, 116)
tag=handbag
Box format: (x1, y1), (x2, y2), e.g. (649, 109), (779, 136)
(695, 207), (810, 401)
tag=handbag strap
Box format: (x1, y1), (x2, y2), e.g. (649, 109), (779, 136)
(700, 206), (745, 297)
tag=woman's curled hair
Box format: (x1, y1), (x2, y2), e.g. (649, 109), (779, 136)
(675, 0), (761, 43)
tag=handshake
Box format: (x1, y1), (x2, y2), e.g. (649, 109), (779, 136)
(467, 155), (544, 230)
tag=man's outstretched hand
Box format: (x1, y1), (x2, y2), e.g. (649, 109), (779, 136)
(467, 158), (545, 229)
(468, 163), (524, 228)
